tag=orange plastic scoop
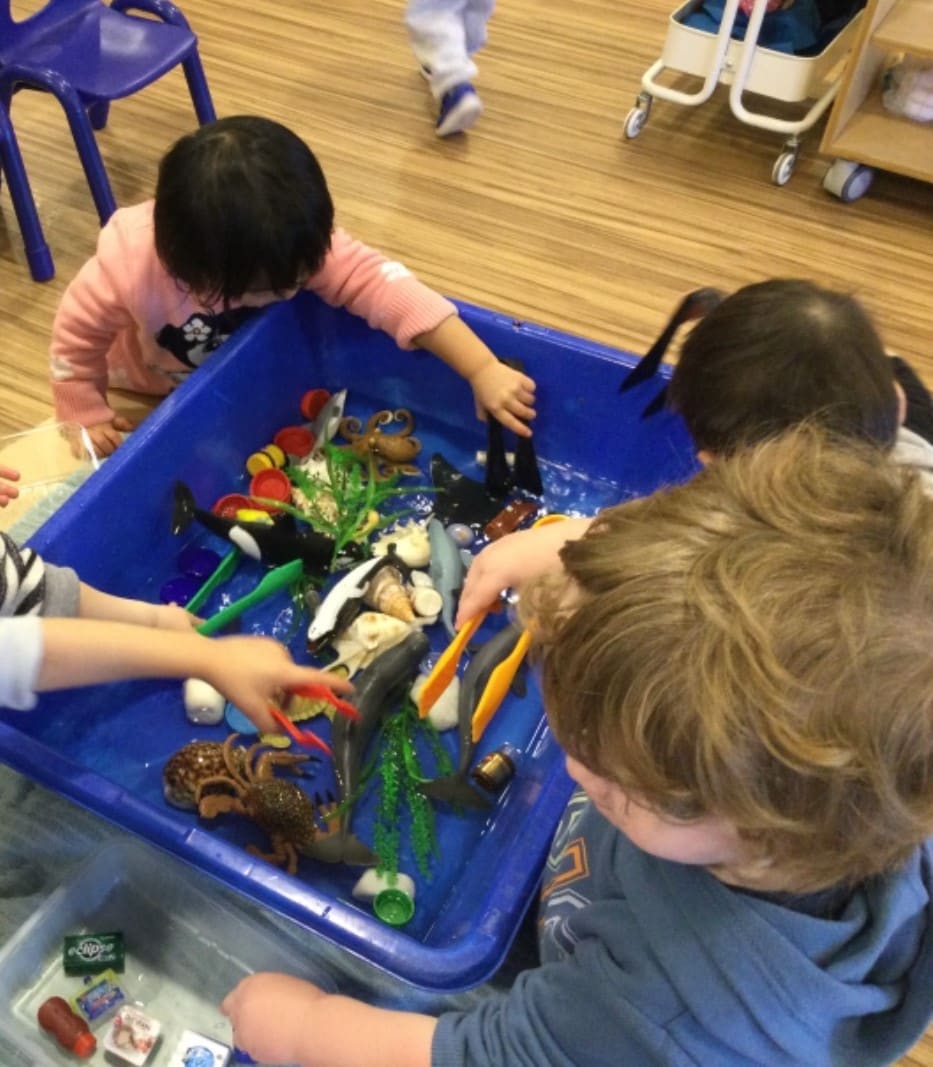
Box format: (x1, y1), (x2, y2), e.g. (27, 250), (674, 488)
(417, 611), (485, 718)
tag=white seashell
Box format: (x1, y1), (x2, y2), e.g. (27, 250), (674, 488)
(329, 612), (413, 678)
(411, 586), (443, 618)
(410, 672), (460, 732)
(183, 678), (226, 725)
(364, 566), (415, 622)
(372, 519), (431, 569)
(352, 868), (416, 902)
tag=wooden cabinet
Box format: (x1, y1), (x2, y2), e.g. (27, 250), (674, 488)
(820, 0), (933, 200)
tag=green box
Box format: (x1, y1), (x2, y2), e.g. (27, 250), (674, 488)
(62, 932), (125, 976)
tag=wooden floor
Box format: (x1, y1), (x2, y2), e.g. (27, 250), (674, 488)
(1, 0), (932, 1057)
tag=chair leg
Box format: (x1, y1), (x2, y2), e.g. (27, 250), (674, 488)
(57, 88), (117, 224)
(88, 100), (110, 131)
(182, 53), (217, 125)
(0, 112), (54, 282)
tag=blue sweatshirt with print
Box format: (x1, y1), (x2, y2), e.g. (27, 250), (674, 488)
(432, 791), (933, 1066)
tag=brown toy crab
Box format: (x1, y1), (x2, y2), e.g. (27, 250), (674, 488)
(337, 409), (422, 480)
(193, 734), (342, 874)
(163, 737), (312, 810)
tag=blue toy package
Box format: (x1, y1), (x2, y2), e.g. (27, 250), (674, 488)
(0, 296), (697, 992)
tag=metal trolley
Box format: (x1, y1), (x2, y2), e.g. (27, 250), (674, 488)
(623, 0), (864, 185)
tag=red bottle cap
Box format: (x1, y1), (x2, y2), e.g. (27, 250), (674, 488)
(300, 388), (330, 421)
(249, 468), (292, 506)
(273, 425), (314, 457)
(212, 493), (253, 519)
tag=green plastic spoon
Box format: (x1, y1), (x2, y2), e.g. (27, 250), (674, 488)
(186, 546), (241, 615)
(196, 558), (303, 636)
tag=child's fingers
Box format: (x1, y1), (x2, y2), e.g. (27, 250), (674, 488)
(496, 406), (535, 437)
(0, 465), (21, 482)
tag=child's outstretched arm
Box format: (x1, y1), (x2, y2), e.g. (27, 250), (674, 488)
(77, 582), (199, 632)
(221, 974), (434, 1067)
(456, 515), (594, 626)
(413, 316), (537, 437)
(32, 621), (352, 733)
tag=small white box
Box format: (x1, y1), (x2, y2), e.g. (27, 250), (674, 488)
(166, 1028), (232, 1067)
(103, 1004), (162, 1065)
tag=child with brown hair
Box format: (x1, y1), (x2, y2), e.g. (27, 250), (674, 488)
(221, 427), (933, 1066)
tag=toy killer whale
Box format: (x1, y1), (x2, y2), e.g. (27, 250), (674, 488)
(420, 622), (527, 810)
(304, 629), (431, 865)
(306, 551), (407, 652)
(172, 482), (362, 574)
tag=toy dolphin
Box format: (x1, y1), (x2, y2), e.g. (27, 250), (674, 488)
(427, 516), (464, 637)
(305, 629), (431, 865)
(172, 482), (357, 574)
(420, 622), (527, 810)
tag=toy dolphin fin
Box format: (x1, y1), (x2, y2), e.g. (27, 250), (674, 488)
(619, 288), (725, 394)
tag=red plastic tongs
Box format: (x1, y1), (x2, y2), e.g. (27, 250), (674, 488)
(267, 683), (360, 759)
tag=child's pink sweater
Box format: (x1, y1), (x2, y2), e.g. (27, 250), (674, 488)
(50, 201), (457, 426)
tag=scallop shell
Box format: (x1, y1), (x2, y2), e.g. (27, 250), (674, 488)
(364, 566), (415, 622)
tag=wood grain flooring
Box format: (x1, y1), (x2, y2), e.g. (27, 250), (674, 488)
(0, 0), (932, 1058)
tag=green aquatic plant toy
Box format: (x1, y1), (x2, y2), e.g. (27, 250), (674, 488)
(371, 699), (455, 881)
(282, 445), (432, 566)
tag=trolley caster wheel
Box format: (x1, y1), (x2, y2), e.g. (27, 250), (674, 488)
(823, 159), (874, 203)
(623, 106), (649, 140)
(771, 150), (798, 186)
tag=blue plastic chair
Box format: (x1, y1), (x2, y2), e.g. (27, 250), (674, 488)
(0, 97), (53, 279)
(0, 0), (215, 231)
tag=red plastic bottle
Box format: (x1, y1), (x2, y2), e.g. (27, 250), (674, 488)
(37, 996), (97, 1058)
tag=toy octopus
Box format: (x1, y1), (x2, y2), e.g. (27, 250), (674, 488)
(337, 409), (422, 480)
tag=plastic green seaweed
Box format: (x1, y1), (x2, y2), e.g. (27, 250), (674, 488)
(371, 700), (455, 880)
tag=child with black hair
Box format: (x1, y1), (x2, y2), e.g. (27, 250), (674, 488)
(458, 277), (933, 621)
(50, 115), (536, 457)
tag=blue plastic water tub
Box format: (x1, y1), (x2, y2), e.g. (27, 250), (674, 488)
(0, 295), (697, 992)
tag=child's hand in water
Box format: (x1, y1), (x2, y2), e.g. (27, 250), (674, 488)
(0, 465), (20, 506)
(456, 517), (595, 627)
(83, 416), (135, 458)
(469, 360), (536, 437)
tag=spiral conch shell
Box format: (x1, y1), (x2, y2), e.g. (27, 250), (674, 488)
(364, 565), (415, 622)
